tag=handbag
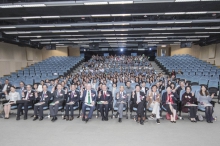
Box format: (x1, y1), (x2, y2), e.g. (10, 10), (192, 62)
(166, 113), (178, 120)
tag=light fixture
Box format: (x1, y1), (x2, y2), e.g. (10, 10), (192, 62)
(22, 16), (41, 19)
(0, 26), (16, 29)
(101, 29), (114, 31)
(109, 1), (133, 4)
(175, 21), (192, 23)
(91, 14), (111, 17)
(97, 23), (113, 26)
(186, 12), (207, 14)
(175, 0), (200, 2)
(23, 4), (46, 7)
(0, 5), (23, 8)
(55, 25), (71, 27)
(152, 28), (166, 30)
(84, 2), (108, 5)
(65, 30), (79, 32)
(157, 21), (174, 24)
(111, 14), (131, 16)
(165, 12), (185, 15)
(39, 25), (55, 27)
(149, 48), (152, 50)
(41, 16), (60, 18)
(120, 48), (124, 52)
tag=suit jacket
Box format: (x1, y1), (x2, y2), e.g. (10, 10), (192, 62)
(114, 91), (128, 107)
(21, 90), (35, 101)
(81, 90), (96, 103)
(146, 91), (160, 108)
(162, 92), (178, 106)
(51, 90), (66, 103)
(97, 90), (113, 103)
(66, 90), (80, 105)
(1, 83), (12, 94)
(131, 91), (146, 104)
(140, 87), (149, 94)
(36, 91), (52, 105)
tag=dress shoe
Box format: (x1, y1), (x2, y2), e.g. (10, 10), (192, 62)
(77, 115), (80, 118)
(115, 112), (119, 118)
(24, 116), (27, 120)
(105, 117), (108, 121)
(66, 116), (69, 121)
(53, 117), (57, 122)
(69, 116), (73, 121)
(118, 118), (122, 123)
(82, 117), (85, 121)
(39, 117), (43, 121)
(51, 117), (55, 122)
(33, 116), (38, 121)
(85, 118), (89, 123)
(102, 117), (105, 121)
(140, 120), (144, 125)
(16, 117), (20, 121)
(30, 115), (34, 117)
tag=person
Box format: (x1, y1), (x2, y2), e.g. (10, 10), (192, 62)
(114, 86), (128, 123)
(4, 86), (20, 119)
(162, 86), (178, 123)
(33, 85), (52, 121)
(17, 82), (26, 97)
(171, 70), (176, 77)
(0, 79), (12, 99)
(81, 83), (97, 123)
(146, 85), (161, 124)
(50, 84), (66, 122)
(130, 85), (146, 125)
(16, 85), (35, 120)
(97, 84), (112, 121)
(176, 81), (185, 96)
(181, 86), (197, 122)
(140, 81), (148, 94)
(64, 84), (80, 121)
(197, 85), (215, 123)
(124, 81), (134, 109)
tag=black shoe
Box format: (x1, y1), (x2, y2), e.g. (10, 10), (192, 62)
(118, 118), (122, 123)
(210, 121), (213, 123)
(30, 115), (34, 117)
(16, 117), (20, 121)
(140, 120), (144, 125)
(85, 118), (89, 123)
(66, 116), (69, 121)
(54, 117), (57, 122)
(77, 115), (80, 118)
(33, 116), (38, 121)
(39, 117), (43, 121)
(51, 117), (55, 122)
(115, 112), (119, 118)
(82, 117), (85, 121)
(173, 121), (176, 123)
(102, 117), (105, 121)
(156, 119), (160, 124)
(105, 117), (108, 121)
(24, 116), (27, 120)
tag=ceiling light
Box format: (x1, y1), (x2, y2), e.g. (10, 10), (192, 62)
(205, 27), (220, 29)
(111, 14), (131, 16)
(22, 16), (41, 19)
(175, 0), (200, 2)
(175, 21), (192, 23)
(152, 28), (166, 30)
(165, 12), (185, 15)
(109, 1), (133, 4)
(41, 16), (60, 18)
(161, 45), (167, 47)
(0, 26), (16, 29)
(55, 25), (71, 27)
(17, 32), (31, 34)
(65, 30), (79, 32)
(0, 5), (23, 8)
(84, 2), (108, 5)
(157, 21), (174, 24)
(186, 12), (207, 14)
(97, 23), (113, 26)
(101, 29), (114, 31)
(91, 14), (111, 17)
(23, 4), (46, 7)
(39, 25), (55, 27)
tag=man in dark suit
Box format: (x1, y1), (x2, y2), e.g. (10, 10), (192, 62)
(130, 85), (146, 125)
(50, 84), (66, 122)
(16, 84), (35, 120)
(33, 85), (52, 121)
(140, 81), (149, 95)
(0, 79), (12, 99)
(97, 84), (112, 121)
(64, 84), (80, 121)
(81, 83), (97, 123)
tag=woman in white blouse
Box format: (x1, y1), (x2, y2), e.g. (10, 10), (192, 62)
(4, 86), (20, 119)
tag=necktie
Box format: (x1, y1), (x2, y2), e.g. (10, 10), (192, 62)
(26, 92), (30, 100)
(88, 91), (91, 104)
(104, 91), (106, 100)
(71, 91), (74, 98)
(153, 93), (156, 100)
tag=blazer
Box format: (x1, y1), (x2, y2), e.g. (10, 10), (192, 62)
(97, 90), (113, 103)
(81, 90), (97, 103)
(6, 91), (21, 101)
(140, 87), (149, 94)
(36, 91), (52, 105)
(51, 90), (66, 103)
(66, 90), (80, 105)
(162, 92), (178, 106)
(146, 91), (160, 108)
(1, 83), (12, 94)
(131, 91), (146, 104)
(21, 90), (35, 101)
(181, 92), (197, 113)
(114, 91), (128, 107)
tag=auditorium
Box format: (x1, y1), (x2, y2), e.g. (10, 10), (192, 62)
(0, 0), (220, 146)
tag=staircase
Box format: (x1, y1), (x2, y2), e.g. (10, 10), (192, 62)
(150, 61), (165, 74)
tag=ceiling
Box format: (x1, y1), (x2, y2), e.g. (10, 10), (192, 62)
(0, 0), (220, 50)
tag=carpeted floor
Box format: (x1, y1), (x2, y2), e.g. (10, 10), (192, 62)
(0, 99), (219, 146)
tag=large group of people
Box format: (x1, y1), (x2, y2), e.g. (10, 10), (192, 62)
(0, 55), (217, 124)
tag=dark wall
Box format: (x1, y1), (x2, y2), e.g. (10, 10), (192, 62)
(81, 50), (157, 62)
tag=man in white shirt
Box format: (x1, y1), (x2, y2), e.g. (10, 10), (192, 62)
(81, 84), (97, 123)
(0, 79), (12, 99)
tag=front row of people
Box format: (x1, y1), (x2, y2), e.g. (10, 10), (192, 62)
(2, 83), (216, 124)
